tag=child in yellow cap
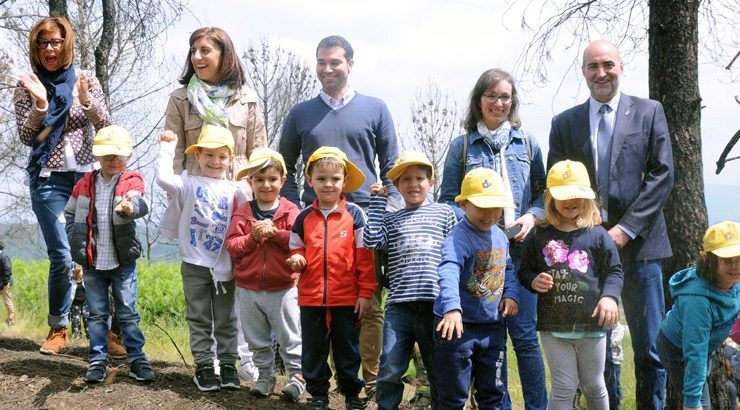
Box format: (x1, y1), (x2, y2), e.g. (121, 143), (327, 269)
(518, 160), (623, 408)
(433, 167), (519, 408)
(224, 148), (305, 402)
(156, 125), (248, 392)
(63, 125), (154, 384)
(285, 146), (377, 408)
(657, 220), (740, 409)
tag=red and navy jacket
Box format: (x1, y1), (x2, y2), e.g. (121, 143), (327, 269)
(64, 170), (147, 269)
(289, 195), (376, 307)
(225, 197), (300, 291)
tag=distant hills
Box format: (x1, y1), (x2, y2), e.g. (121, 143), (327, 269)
(2, 183), (738, 261)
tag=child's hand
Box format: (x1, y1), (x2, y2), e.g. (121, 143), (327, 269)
(531, 272), (554, 293)
(370, 182), (387, 196)
(159, 130), (177, 143)
(114, 193), (136, 215)
(286, 254), (306, 272)
(72, 264), (83, 283)
(592, 296), (619, 328)
(251, 220), (268, 242)
(354, 297), (371, 318)
(436, 310), (463, 340)
(499, 298), (518, 317)
(261, 220), (277, 239)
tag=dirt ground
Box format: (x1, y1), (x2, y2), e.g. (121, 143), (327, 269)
(0, 335), (390, 410)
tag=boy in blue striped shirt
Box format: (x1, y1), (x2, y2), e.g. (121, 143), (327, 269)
(363, 151), (457, 410)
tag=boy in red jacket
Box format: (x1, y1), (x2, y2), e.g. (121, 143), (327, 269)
(286, 146), (377, 410)
(224, 148), (303, 402)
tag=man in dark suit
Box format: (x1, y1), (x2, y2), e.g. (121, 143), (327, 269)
(548, 40), (674, 410)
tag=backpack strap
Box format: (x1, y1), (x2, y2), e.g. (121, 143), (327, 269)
(520, 127), (532, 162)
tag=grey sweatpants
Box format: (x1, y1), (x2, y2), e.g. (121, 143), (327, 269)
(237, 287), (302, 379)
(181, 262), (238, 366)
(540, 331), (608, 410)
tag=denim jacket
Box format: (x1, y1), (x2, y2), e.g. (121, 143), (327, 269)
(439, 128), (546, 221)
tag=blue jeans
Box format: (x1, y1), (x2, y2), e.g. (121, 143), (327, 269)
(605, 259), (666, 409)
(655, 331), (710, 409)
(376, 302), (437, 410)
(434, 317), (507, 410)
(31, 171), (83, 328)
(503, 243), (547, 410)
(84, 264), (146, 363)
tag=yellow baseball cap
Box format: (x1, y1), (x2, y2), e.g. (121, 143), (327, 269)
(547, 160), (596, 200)
(305, 146), (365, 193)
(455, 167), (514, 208)
(703, 221), (740, 258)
(235, 148), (287, 181)
(184, 124), (234, 154)
(92, 125), (133, 157)
(387, 151), (435, 182)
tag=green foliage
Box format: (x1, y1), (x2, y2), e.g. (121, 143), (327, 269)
(136, 262), (186, 326)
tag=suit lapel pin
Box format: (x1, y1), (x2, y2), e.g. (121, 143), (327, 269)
(625, 109), (631, 116)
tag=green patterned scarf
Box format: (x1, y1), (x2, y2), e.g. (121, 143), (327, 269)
(186, 75), (234, 127)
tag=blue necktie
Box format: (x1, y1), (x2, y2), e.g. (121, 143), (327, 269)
(597, 104), (613, 218)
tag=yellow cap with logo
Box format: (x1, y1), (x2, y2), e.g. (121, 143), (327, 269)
(455, 167), (514, 208)
(703, 221), (740, 258)
(305, 146), (365, 193)
(184, 124), (234, 154)
(92, 125), (133, 157)
(547, 160), (596, 200)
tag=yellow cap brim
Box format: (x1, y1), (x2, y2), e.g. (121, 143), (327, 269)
(184, 142), (234, 154)
(549, 185), (595, 201)
(343, 162), (366, 193)
(387, 161), (433, 182)
(710, 244), (740, 258)
(92, 145), (132, 157)
(456, 194), (515, 208)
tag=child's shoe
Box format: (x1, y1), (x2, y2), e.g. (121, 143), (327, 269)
(219, 363), (240, 390)
(129, 358), (155, 382)
(280, 374), (306, 402)
(306, 395), (329, 410)
(345, 394), (366, 410)
(85, 360), (107, 383)
(107, 331), (127, 359)
(193, 364), (220, 392)
(250, 376), (276, 397)
(40, 327), (68, 355)
(237, 360), (259, 381)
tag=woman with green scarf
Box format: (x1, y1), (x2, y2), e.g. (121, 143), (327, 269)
(165, 27), (266, 185)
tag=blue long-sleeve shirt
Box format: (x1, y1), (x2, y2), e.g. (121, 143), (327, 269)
(433, 217), (518, 324)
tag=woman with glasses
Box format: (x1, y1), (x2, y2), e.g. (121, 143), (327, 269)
(14, 16), (112, 354)
(438, 68), (548, 409)
(165, 27), (266, 186)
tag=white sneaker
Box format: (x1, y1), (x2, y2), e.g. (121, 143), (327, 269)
(238, 361), (259, 381)
(213, 358), (220, 377)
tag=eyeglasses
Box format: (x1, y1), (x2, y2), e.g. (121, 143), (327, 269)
(36, 39), (64, 49)
(100, 154), (130, 162)
(482, 93), (512, 104)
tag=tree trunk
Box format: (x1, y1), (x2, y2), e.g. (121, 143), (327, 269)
(649, 0), (719, 408)
(94, 0), (115, 107)
(48, 0), (68, 19)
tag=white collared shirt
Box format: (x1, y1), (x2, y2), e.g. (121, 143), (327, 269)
(319, 87), (356, 110)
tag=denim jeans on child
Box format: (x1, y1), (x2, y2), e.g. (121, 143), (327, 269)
(375, 301), (437, 410)
(31, 171), (83, 328)
(434, 317), (507, 409)
(84, 264), (146, 363)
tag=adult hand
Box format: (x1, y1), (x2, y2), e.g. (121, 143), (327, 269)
(370, 182), (387, 196)
(436, 310), (463, 340)
(286, 254), (306, 272)
(592, 296), (619, 328)
(77, 71), (90, 106)
(532, 272), (554, 293)
(608, 226), (630, 249)
(159, 130), (178, 144)
(511, 213), (536, 242)
(18, 73), (48, 110)
(499, 298), (518, 317)
(354, 296), (371, 318)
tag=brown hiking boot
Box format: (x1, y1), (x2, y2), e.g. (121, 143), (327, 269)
(40, 327), (68, 355)
(108, 331), (127, 359)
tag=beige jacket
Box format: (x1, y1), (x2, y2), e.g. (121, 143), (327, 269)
(164, 85), (267, 181)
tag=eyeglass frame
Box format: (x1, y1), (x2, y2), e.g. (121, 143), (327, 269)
(98, 154), (131, 162)
(482, 92), (513, 104)
(36, 38), (65, 50)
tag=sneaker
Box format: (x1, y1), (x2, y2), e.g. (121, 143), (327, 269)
(345, 394), (366, 410)
(250, 376), (276, 397)
(129, 358), (155, 382)
(193, 364), (220, 392)
(219, 363), (240, 390)
(40, 327), (68, 355)
(306, 395), (329, 410)
(85, 360), (107, 383)
(280, 375), (305, 402)
(107, 331), (127, 359)
(237, 361), (259, 382)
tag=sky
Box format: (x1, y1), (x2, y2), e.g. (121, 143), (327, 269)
(163, 0), (739, 189)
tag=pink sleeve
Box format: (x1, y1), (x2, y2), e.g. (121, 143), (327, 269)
(730, 317), (740, 344)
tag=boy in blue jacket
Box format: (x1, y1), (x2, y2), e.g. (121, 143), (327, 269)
(433, 167), (519, 409)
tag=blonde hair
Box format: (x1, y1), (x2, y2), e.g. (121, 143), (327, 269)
(538, 189), (602, 229)
(29, 17), (75, 72)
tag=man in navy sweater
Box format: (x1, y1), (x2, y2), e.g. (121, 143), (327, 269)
(278, 35), (400, 403)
